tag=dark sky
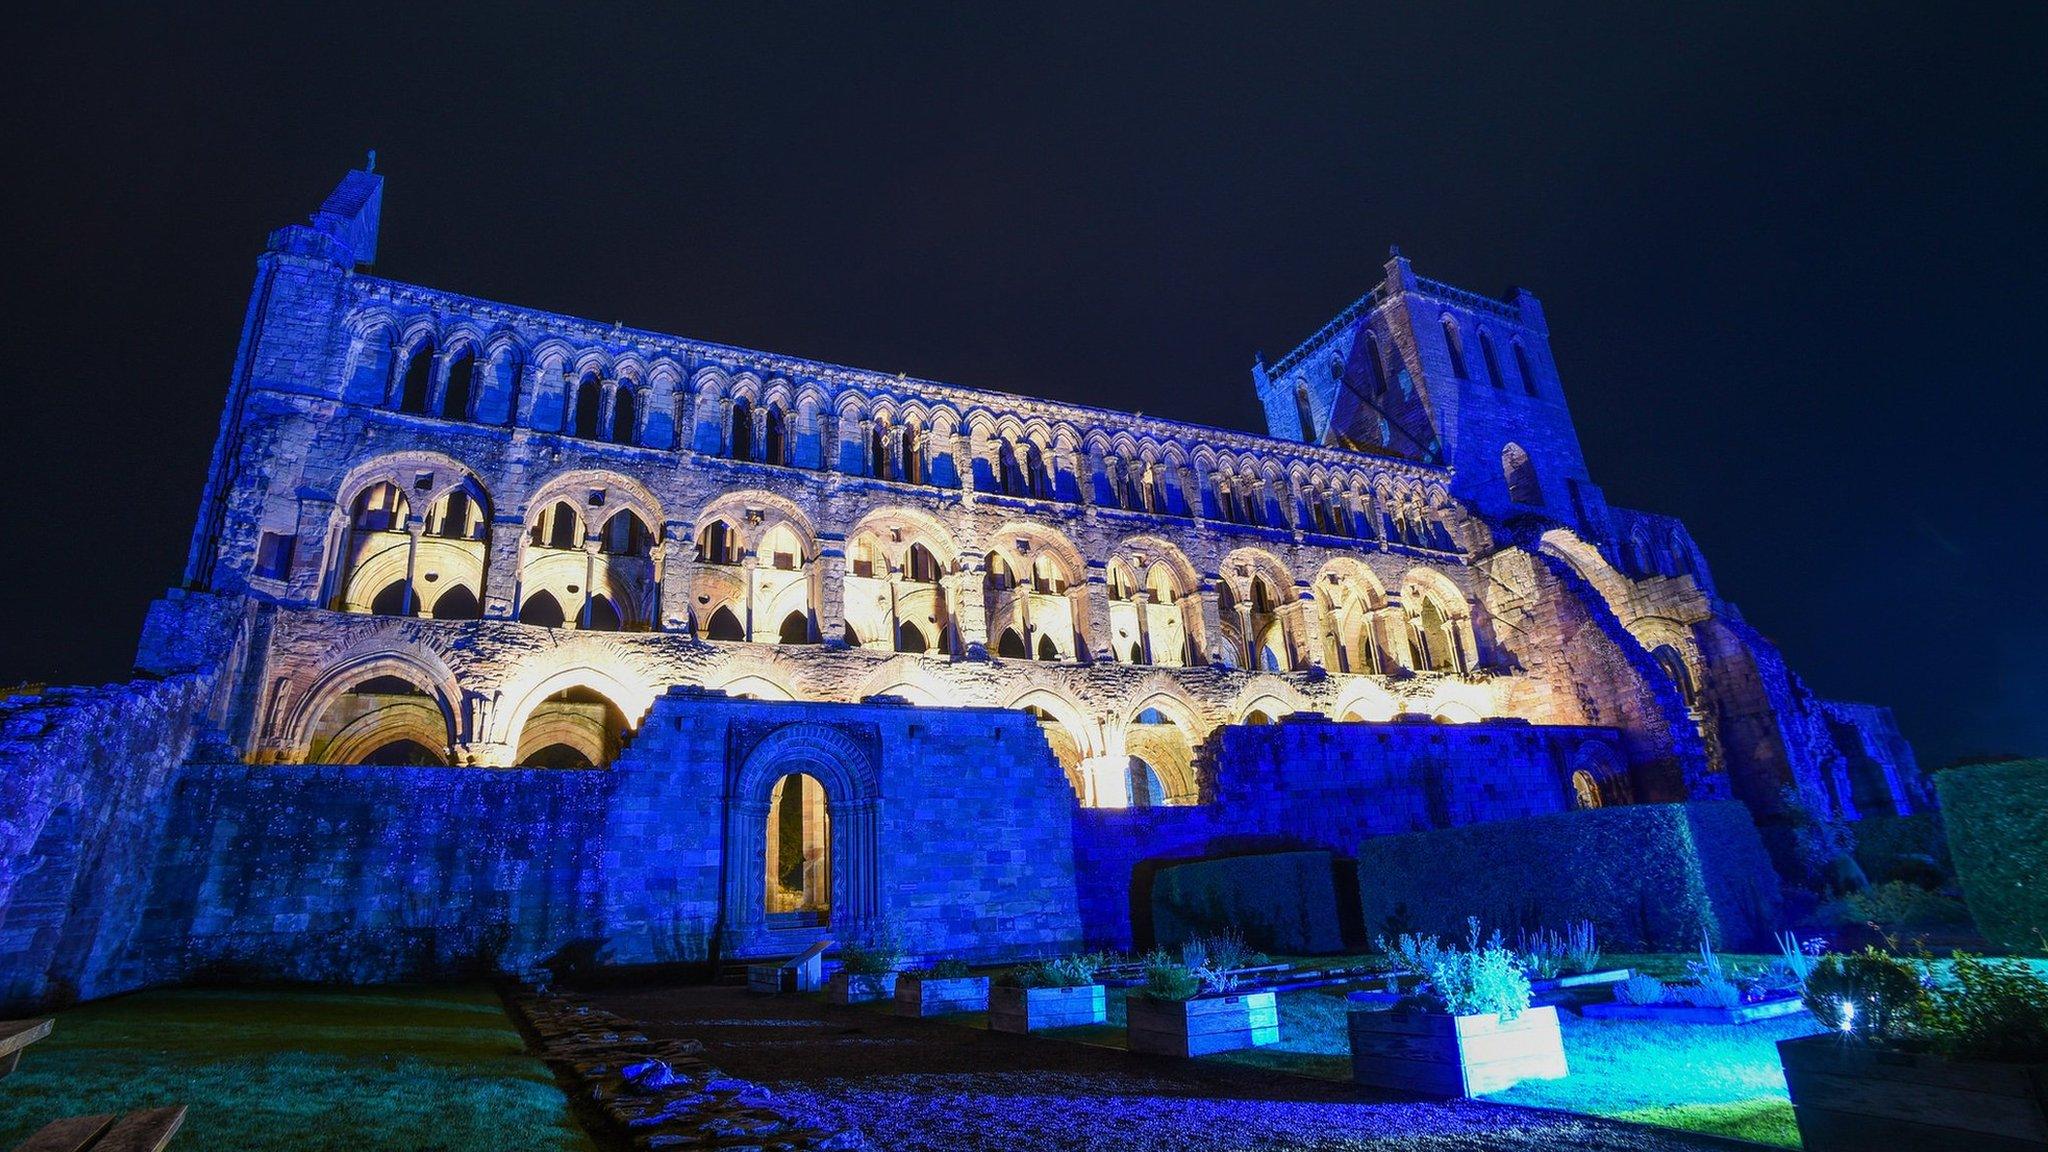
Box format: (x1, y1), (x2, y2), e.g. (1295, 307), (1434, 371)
(4, 4), (2043, 765)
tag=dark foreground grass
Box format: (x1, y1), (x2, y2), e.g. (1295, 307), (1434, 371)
(0, 985), (595, 1152)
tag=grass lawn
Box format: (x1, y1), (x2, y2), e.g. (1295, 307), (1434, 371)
(0, 985), (596, 1152)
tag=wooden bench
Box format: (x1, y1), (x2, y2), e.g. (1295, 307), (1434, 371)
(11, 1105), (186, 1152)
(0, 1019), (53, 1078)
(746, 939), (831, 993)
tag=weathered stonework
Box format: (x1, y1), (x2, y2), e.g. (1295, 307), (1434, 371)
(0, 167), (1923, 1010)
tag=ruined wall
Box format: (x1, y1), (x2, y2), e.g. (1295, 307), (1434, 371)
(0, 674), (218, 1009)
(1069, 716), (1624, 950)
(138, 764), (612, 986)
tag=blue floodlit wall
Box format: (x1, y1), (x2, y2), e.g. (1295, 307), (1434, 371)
(1070, 716), (1626, 951)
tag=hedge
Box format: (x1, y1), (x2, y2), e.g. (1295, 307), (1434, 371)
(1936, 759), (2048, 952)
(1355, 801), (1782, 950)
(1151, 850), (1342, 955)
(1852, 811), (1950, 886)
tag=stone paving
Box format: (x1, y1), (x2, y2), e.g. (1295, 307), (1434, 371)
(587, 984), (1743, 1152)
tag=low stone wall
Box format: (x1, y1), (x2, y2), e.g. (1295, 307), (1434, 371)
(139, 763), (613, 986)
(1071, 716), (1623, 951)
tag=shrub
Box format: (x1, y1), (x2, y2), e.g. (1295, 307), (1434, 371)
(1000, 953), (1101, 989)
(1801, 948), (1928, 1040)
(1854, 812), (1951, 886)
(1150, 851), (1342, 955)
(838, 925), (904, 976)
(1515, 927), (1566, 980)
(1677, 980), (1743, 1009)
(921, 958), (972, 979)
(1376, 931), (1444, 975)
(1561, 920), (1602, 975)
(1415, 918), (1532, 1020)
(1819, 880), (1973, 935)
(1181, 927), (1263, 974)
(1615, 974), (1668, 1005)
(1937, 759), (2048, 952)
(1921, 954), (2048, 1060)
(1355, 802), (1781, 949)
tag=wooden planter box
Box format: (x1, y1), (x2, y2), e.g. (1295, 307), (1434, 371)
(1582, 995), (1804, 1025)
(987, 984), (1105, 1033)
(1530, 967), (1633, 993)
(894, 975), (990, 1017)
(1779, 1033), (2048, 1151)
(1127, 991), (1279, 1057)
(1348, 1004), (1568, 1097)
(825, 971), (899, 1005)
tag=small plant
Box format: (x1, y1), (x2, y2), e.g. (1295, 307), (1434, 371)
(1187, 927), (1261, 973)
(1000, 952), (1101, 989)
(1615, 974), (1668, 1005)
(1678, 980), (1743, 1009)
(921, 958), (972, 979)
(839, 925), (904, 976)
(1561, 920), (1601, 976)
(1417, 918), (1531, 1020)
(1375, 930), (1444, 975)
(1773, 930), (1826, 992)
(1515, 927), (1567, 981)
(1142, 951), (1203, 1001)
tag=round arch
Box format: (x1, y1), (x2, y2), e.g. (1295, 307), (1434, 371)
(283, 647), (463, 760)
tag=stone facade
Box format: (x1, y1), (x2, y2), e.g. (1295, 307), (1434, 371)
(0, 167), (1923, 1009)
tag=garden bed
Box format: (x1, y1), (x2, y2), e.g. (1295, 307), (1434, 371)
(0, 986), (594, 1152)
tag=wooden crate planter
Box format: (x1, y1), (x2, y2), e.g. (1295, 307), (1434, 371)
(987, 984), (1105, 1033)
(1347, 1003), (1568, 1097)
(1126, 991), (1279, 1057)
(1778, 1033), (2048, 1151)
(825, 971), (899, 1005)
(1530, 968), (1633, 993)
(1582, 995), (1805, 1025)
(894, 975), (990, 1017)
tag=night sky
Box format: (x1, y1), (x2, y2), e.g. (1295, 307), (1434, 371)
(5, 5), (2043, 765)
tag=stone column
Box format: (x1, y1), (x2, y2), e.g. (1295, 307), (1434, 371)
(951, 554), (989, 658)
(1083, 570), (1114, 663)
(1131, 588), (1153, 665)
(483, 514), (526, 619)
(400, 523), (423, 616)
(815, 537), (847, 647)
(660, 522), (695, 631)
(1295, 584), (1326, 672)
(1194, 581), (1225, 667)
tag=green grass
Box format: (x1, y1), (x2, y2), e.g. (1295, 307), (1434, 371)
(0, 986), (595, 1152)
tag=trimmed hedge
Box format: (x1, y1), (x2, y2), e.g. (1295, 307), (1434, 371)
(1853, 811), (1950, 886)
(1151, 850), (1342, 955)
(1937, 759), (2048, 952)
(1355, 801), (1782, 950)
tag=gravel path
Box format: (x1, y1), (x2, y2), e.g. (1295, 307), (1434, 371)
(590, 986), (1738, 1152)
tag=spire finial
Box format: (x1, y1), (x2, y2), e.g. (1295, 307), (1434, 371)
(365, 149), (377, 173)
(1388, 243), (1402, 258)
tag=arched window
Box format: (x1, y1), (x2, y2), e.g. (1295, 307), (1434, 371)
(1144, 565), (1178, 605)
(906, 543), (941, 584)
(1030, 555), (1065, 595)
(1251, 577), (1275, 614)
(895, 620), (929, 654)
(870, 420), (890, 479)
(997, 441), (1025, 496)
(983, 553), (1015, 598)
(1513, 341), (1539, 396)
(572, 375), (604, 438)
(432, 585), (481, 620)
(584, 594), (623, 632)
(440, 347), (474, 420)
(900, 425), (922, 484)
(1441, 317), (1468, 380)
(706, 605), (745, 641)
(1414, 595), (1459, 673)
(370, 579), (415, 617)
(1653, 644), (1700, 707)
(609, 387), (637, 445)
(1025, 443), (1052, 499)
(1479, 331), (1505, 389)
(695, 521), (739, 566)
(1571, 769), (1602, 810)
(397, 342), (434, 414)
(1363, 333), (1389, 398)
(519, 590), (566, 628)
(779, 610), (812, 645)
(996, 628), (1028, 658)
(729, 397), (753, 461)
(531, 501), (582, 551)
(1294, 384), (1317, 442)
(763, 405), (788, 466)
(1502, 443), (1542, 505)
(1037, 633), (1059, 661)
(765, 773), (829, 920)
(598, 511), (652, 556)
(1107, 563), (1133, 601)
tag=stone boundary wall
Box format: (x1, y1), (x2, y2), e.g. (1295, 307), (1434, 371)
(1070, 717), (1622, 951)
(0, 674), (218, 1010)
(137, 762), (614, 988)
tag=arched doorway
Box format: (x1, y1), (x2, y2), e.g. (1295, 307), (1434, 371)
(765, 773), (830, 925)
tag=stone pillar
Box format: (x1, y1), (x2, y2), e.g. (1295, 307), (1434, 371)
(951, 554), (989, 658)
(1295, 584), (1326, 671)
(1083, 570), (1114, 663)
(815, 537), (847, 647)
(660, 522), (695, 631)
(1195, 581), (1225, 667)
(483, 514), (525, 619)
(400, 524), (423, 616)
(1235, 603), (1256, 669)
(741, 554), (760, 640)
(1131, 588), (1153, 665)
